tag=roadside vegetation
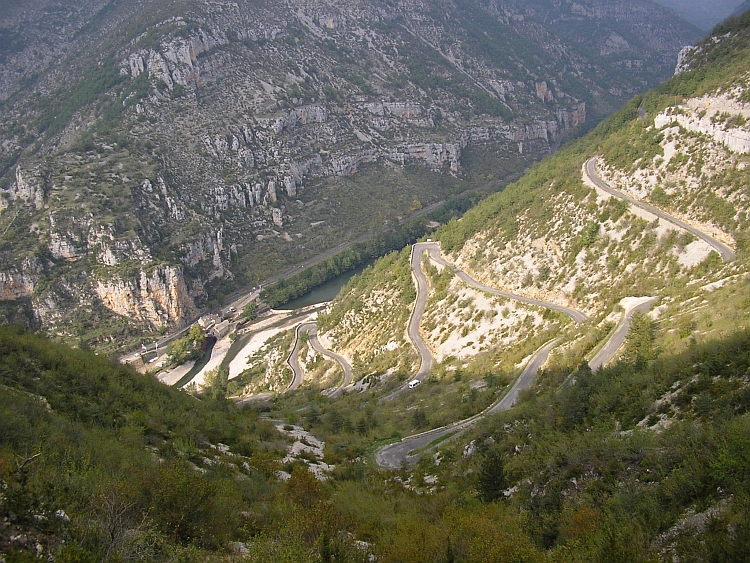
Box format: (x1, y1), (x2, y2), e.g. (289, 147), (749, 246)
(3, 282), (750, 561)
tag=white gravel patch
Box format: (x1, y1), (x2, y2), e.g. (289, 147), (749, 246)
(427, 283), (545, 362)
(676, 240), (713, 269)
(159, 360), (196, 386)
(649, 304), (669, 320)
(701, 273), (748, 292)
(192, 335), (233, 388)
(277, 424), (334, 481)
(228, 324), (290, 380)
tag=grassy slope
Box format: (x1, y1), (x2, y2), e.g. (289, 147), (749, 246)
(0, 324), (288, 561)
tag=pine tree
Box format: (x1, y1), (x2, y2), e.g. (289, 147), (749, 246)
(412, 408), (429, 429)
(320, 529), (332, 563)
(307, 406), (320, 427)
(356, 417), (368, 435)
(478, 446), (506, 503)
(623, 310), (656, 368)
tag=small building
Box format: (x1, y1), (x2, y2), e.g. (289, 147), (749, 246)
(198, 313), (221, 329)
(211, 320), (231, 339)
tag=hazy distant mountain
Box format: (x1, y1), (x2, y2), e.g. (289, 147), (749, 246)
(734, 1), (750, 16)
(651, 0), (744, 30)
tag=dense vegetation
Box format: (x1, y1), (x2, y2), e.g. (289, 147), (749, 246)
(0, 324), (286, 562)
(3, 316), (750, 562)
(260, 216), (429, 309)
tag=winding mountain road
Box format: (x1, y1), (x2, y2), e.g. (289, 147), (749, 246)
(425, 245), (589, 324)
(589, 297), (658, 372)
(584, 157), (735, 262)
(380, 242), (588, 402)
(292, 154), (718, 469)
(375, 338), (561, 469)
(374, 242), (659, 469)
(378, 243), (437, 401)
(375, 291), (658, 469)
(286, 323), (309, 391)
(287, 322), (354, 396)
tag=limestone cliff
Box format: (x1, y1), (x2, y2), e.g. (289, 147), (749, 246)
(95, 265), (197, 330)
(0, 258), (41, 301)
(655, 93), (750, 154)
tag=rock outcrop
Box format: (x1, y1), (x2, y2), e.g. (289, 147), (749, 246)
(95, 265), (197, 329)
(7, 167), (46, 209)
(655, 95), (750, 154)
(0, 258), (41, 301)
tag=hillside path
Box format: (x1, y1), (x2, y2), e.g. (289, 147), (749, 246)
(425, 244), (588, 323)
(589, 296), (658, 371)
(381, 242), (588, 402)
(375, 338), (560, 469)
(287, 322), (354, 396)
(584, 157), (735, 261)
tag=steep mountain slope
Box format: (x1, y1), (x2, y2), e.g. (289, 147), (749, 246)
(0, 0), (700, 349)
(652, 0), (744, 30)
(0, 324), (291, 561)
(3, 10), (750, 563)
(312, 10), (750, 387)
(245, 11), (750, 560)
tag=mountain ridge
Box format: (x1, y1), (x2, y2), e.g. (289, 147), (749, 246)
(0, 0), (701, 351)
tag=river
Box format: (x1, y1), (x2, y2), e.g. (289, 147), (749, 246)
(276, 262), (371, 310)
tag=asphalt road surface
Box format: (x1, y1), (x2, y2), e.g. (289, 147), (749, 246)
(380, 242), (588, 402)
(425, 244), (588, 324)
(589, 297), (658, 371)
(406, 243), (436, 382)
(375, 293), (658, 469)
(585, 157), (735, 262)
(375, 338), (560, 470)
(379, 243), (436, 401)
(286, 322), (311, 391)
(287, 322), (354, 396)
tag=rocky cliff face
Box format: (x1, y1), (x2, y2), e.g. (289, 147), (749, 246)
(655, 93), (750, 154)
(0, 0), (701, 347)
(95, 265), (197, 331)
(0, 257), (40, 301)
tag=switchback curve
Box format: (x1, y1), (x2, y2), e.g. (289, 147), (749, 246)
(584, 157), (735, 262)
(287, 322), (354, 396)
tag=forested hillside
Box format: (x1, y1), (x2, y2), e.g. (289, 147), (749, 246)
(5, 322), (747, 561)
(0, 324), (291, 561)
